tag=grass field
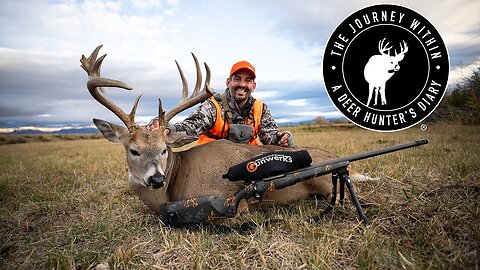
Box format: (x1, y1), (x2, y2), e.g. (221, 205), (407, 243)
(0, 123), (479, 269)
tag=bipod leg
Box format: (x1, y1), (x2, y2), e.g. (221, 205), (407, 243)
(310, 172), (338, 222)
(340, 172), (369, 224)
(339, 171), (346, 205)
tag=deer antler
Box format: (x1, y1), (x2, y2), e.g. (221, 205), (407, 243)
(395, 40), (409, 56)
(378, 38), (392, 55)
(158, 53), (215, 126)
(80, 45), (141, 133)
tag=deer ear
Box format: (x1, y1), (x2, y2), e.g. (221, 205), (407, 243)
(93, 118), (129, 142)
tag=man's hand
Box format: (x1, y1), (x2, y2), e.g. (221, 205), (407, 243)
(276, 131), (292, 147)
(148, 119), (160, 131)
(147, 119), (171, 136)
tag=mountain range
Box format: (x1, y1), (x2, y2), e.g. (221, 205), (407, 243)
(1, 127), (100, 135)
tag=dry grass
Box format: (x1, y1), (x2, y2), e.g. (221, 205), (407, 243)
(0, 124), (478, 269)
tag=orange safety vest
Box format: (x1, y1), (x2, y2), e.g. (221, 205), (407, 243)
(197, 96), (263, 145)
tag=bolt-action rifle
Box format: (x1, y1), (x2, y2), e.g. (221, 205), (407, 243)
(159, 139), (428, 227)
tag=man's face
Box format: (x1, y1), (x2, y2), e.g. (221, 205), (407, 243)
(226, 70), (256, 103)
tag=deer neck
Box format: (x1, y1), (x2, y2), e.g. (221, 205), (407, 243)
(165, 148), (180, 187)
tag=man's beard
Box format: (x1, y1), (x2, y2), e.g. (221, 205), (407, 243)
(233, 86), (249, 101)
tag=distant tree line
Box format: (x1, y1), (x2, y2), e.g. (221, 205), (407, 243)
(429, 66), (480, 124)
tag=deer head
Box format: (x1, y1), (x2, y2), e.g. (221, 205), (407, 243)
(377, 38), (409, 73)
(80, 45), (214, 189)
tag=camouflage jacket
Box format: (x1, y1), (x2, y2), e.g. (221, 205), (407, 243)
(171, 89), (286, 145)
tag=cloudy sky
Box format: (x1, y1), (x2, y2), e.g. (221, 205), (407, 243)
(0, 0), (479, 129)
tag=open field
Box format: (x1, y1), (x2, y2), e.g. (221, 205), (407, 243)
(0, 134), (102, 145)
(0, 124), (479, 269)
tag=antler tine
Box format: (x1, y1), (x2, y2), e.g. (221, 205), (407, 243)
(81, 45), (139, 133)
(158, 98), (166, 127)
(394, 41), (409, 56)
(163, 54), (215, 125)
(204, 62), (211, 87)
(160, 60), (190, 127)
(378, 38), (392, 55)
(401, 40), (409, 53)
(129, 94), (142, 131)
(203, 62), (214, 95)
(378, 38), (384, 51)
(80, 44), (103, 76)
(192, 53), (202, 96)
(175, 60), (189, 102)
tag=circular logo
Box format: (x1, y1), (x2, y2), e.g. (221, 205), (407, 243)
(323, 4), (449, 132)
(246, 161), (258, 173)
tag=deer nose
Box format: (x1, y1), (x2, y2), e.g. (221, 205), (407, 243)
(148, 171), (165, 189)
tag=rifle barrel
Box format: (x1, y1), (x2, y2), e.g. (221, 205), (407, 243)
(334, 139), (428, 163)
(276, 139), (428, 178)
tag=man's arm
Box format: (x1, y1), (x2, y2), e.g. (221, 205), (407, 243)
(257, 104), (293, 147)
(168, 100), (217, 137)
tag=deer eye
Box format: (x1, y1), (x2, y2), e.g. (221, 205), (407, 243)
(161, 149), (168, 156)
(130, 149), (140, 156)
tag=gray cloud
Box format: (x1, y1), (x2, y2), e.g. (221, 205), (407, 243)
(0, 0), (478, 127)
(251, 0), (480, 67)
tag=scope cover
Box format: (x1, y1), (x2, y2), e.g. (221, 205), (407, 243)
(222, 150), (312, 182)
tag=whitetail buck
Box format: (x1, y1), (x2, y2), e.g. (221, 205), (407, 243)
(364, 38), (409, 106)
(80, 45), (367, 218)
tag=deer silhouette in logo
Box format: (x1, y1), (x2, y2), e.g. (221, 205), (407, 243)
(364, 38), (408, 106)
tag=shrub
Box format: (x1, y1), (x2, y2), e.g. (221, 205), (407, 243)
(430, 66), (480, 124)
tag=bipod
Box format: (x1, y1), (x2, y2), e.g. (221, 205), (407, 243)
(311, 166), (369, 224)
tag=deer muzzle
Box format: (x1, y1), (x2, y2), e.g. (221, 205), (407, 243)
(148, 171), (165, 189)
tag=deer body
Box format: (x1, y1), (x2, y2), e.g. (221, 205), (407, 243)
(364, 38), (408, 106)
(81, 46), (355, 219)
(97, 121), (337, 215)
(129, 140), (337, 215)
